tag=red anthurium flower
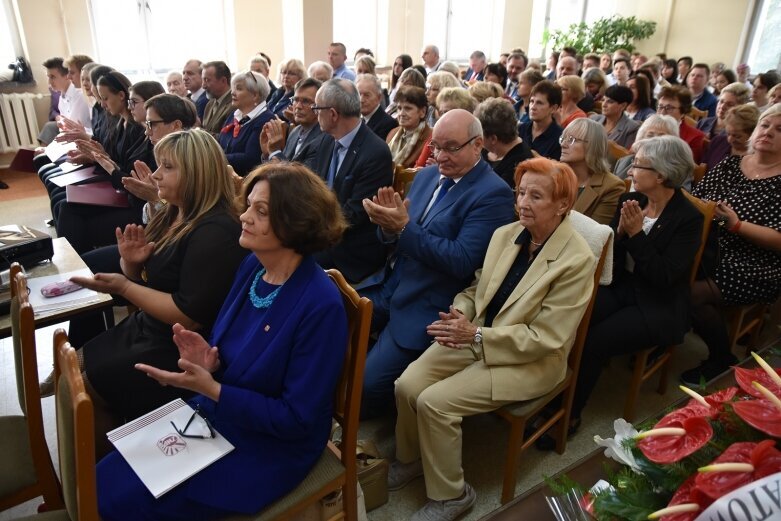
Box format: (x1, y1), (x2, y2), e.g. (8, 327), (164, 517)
(658, 476), (711, 521)
(695, 440), (781, 500)
(733, 399), (781, 437)
(637, 416), (713, 464)
(735, 367), (781, 398)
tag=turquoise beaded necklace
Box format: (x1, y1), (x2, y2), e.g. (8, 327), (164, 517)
(248, 268), (282, 309)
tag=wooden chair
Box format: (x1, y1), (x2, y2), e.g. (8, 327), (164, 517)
(15, 330), (99, 521)
(608, 141), (631, 163)
(622, 192), (717, 421)
(392, 164), (418, 199)
(725, 302), (770, 359)
(683, 116), (697, 128)
(493, 235), (611, 504)
(0, 264), (64, 513)
(592, 100), (603, 114)
(227, 269), (372, 521)
(693, 163), (707, 186)
(623, 177), (632, 192)
(689, 107), (708, 122)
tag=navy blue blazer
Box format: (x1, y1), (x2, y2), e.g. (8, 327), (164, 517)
(187, 255), (348, 513)
(193, 92), (208, 120)
(366, 108), (399, 141)
(281, 124), (324, 170)
(313, 122), (394, 283)
(464, 68), (485, 82)
(694, 89), (718, 118)
(267, 89), (294, 121)
(386, 160), (516, 349)
(218, 109), (273, 176)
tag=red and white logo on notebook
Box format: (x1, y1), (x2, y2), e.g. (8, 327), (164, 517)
(157, 434), (187, 456)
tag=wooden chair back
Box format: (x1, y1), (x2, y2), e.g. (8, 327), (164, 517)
(689, 107), (708, 122)
(592, 101), (603, 114)
(1, 264), (64, 512)
(53, 329), (99, 521)
(683, 115), (697, 128)
(693, 163), (707, 186)
(393, 164), (418, 199)
(681, 191), (717, 285)
(608, 141), (631, 162)
(623, 177), (632, 193)
(494, 235), (610, 504)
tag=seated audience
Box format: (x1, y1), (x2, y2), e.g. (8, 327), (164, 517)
(261, 78), (324, 169)
(657, 85), (707, 163)
(267, 59), (305, 121)
(307, 60), (333, 83)
(662, 59), (679, 85)
(218, 70), (272, 176)
(437, 87), (476, 115)
(697, 82), (751, 139)
(702, 104), (759, 172)
(311, 78), (394, 284)
(519, 80), (563, 160)
(355, 55), (376, 75)
(467, 81), (504, 104)
(505, 52), (528, 102)
(613, 114), (681, 180)
(389, 54), (414, 103)
(688, 63), (718, 117)
(386, 86), (432, 168)
(359, 109), (516, 417)
(328, 42), (356, 81)
(96, 163), (349, 520)
(438, 62), (463, 83)
(357, 74), (398, 140)
(582, 67), (607, 102)
(389, 157), (594, 519)
(464, 50), (487, 82)
(38, 57), (92, 145)
(677, 56), (693, 83)
(566, 136), (702, 441)
(425, 71), (461, 127)
(201, 61), (234, 136)
(626, 74), (655, 121)
(517, 68), (545, 124)
(421, 44), (442, 74)
(556, 75), (587, 128)
(685, 104), (781, 383)
(612, 57), (631, 86)
(713, 69), (738, 95)
(475, 97), (533, 189)
(750, 72), (780, 113)
(387, 68), (426, 118)
(484, 63), (508, 91)
(770, 84), (781, 107)
(165, 71), (188, 97)
(248, 54), (278, 100)
(182, 59), (207, 119)
(590, 85), (641, 150)
(70, 129), (247, 430)
(560, 118), (625, 224)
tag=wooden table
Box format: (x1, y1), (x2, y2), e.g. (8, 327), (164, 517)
(481, 345), (781, 520)
(0, 237), (113, 338)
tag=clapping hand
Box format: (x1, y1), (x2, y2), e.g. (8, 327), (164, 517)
(264, 118), (288, 154)
(171, 323), (221, 373)
(618, 199), (644, 237)
(135, 358), (221, 400)
(116, 224), (155, 265)
(362, 187), (410, 234)
(122, 161), (159, 202)
(70, 272), (130, 296)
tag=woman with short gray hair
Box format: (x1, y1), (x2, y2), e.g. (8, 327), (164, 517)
(556, 135), (704, 441)
(614, 115), (680, 180)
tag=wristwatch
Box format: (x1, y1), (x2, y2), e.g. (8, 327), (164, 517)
(474, 327), (483, 346)
(469, 327), (484, 361)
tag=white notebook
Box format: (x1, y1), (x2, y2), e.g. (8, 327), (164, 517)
(107, 399), (235, 498)
(27, 269), (101, 315)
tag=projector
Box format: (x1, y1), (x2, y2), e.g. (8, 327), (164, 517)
(0, 225), (54, 270)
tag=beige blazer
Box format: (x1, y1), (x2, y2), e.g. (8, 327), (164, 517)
(452, 217), (595, 402)
(573, 170), (625, 225)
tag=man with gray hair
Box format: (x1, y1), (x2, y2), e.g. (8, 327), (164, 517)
(248, 54), (278, 101)
(421, 44), (441, 74)
(182, 59), (207, 119)
(356, 74), (398, 140)
(312, 78), (393, 283)
(359, 109), (515, 421)
(465, 50), (487, 82)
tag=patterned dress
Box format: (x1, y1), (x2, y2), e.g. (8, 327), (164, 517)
(693, 155), (781, 304)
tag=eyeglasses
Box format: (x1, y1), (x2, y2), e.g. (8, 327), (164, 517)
(657, 104), (681, 113)
(428, 135), (479, 155)
(127, 98), (142, 109)
(629, 162), (656, 172)
(558, 135), (588, 147)
(145, 119), (166, 130)
(170, 405), (215, 439)
(310, 105), (334, 113)
(291, 97), (315, 107)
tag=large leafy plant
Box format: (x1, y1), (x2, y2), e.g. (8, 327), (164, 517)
(542, 15), (657, 55)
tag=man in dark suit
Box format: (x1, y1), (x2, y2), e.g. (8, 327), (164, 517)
(357, 74), (398, 141)
(182, 59), (207, 120)
(262, 78), (324, 170)
(360, 109), (516, 417)
(312, 78), (394, 284)
(464, 50), (487, 82)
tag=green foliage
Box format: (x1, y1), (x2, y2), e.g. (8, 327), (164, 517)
(542, 15), (657, 55)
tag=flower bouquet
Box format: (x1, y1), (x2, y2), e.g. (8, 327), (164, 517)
(549, 352), (781, 521)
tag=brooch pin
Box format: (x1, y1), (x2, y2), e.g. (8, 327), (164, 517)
(264, 325), (270, 332)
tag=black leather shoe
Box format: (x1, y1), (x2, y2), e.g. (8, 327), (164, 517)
(535, 417), (582, 451)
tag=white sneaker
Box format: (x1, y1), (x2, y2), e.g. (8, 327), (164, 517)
(410, 483), (476, 521)
(388, 459), (424, 491)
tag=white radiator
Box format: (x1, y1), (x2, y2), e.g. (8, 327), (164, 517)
(0, 92), (43, 153)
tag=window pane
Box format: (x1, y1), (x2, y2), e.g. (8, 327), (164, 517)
(90, 0), (145, 72)
(423, 0), (447, 58)
(333, 0), (378, 63)
(747, 0), (781, 73)
(445, 0), (502, 61)
(0, 2), (17, 65)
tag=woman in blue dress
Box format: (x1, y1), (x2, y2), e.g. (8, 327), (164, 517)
(96, 163), (350, 520)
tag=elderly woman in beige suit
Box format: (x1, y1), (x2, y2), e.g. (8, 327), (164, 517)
(390, 157), (595, 521)
(560, 118), (626, 225)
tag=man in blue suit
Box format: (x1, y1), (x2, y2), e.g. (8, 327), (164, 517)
(312, 79), (394, 284)
(361, 109), (516, 417)
(182, 59), (207, 120)
(688, 63), (718, 117)
(463, 50), (487, 82)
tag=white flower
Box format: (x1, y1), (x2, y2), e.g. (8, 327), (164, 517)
(593, 418), (641, 473)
